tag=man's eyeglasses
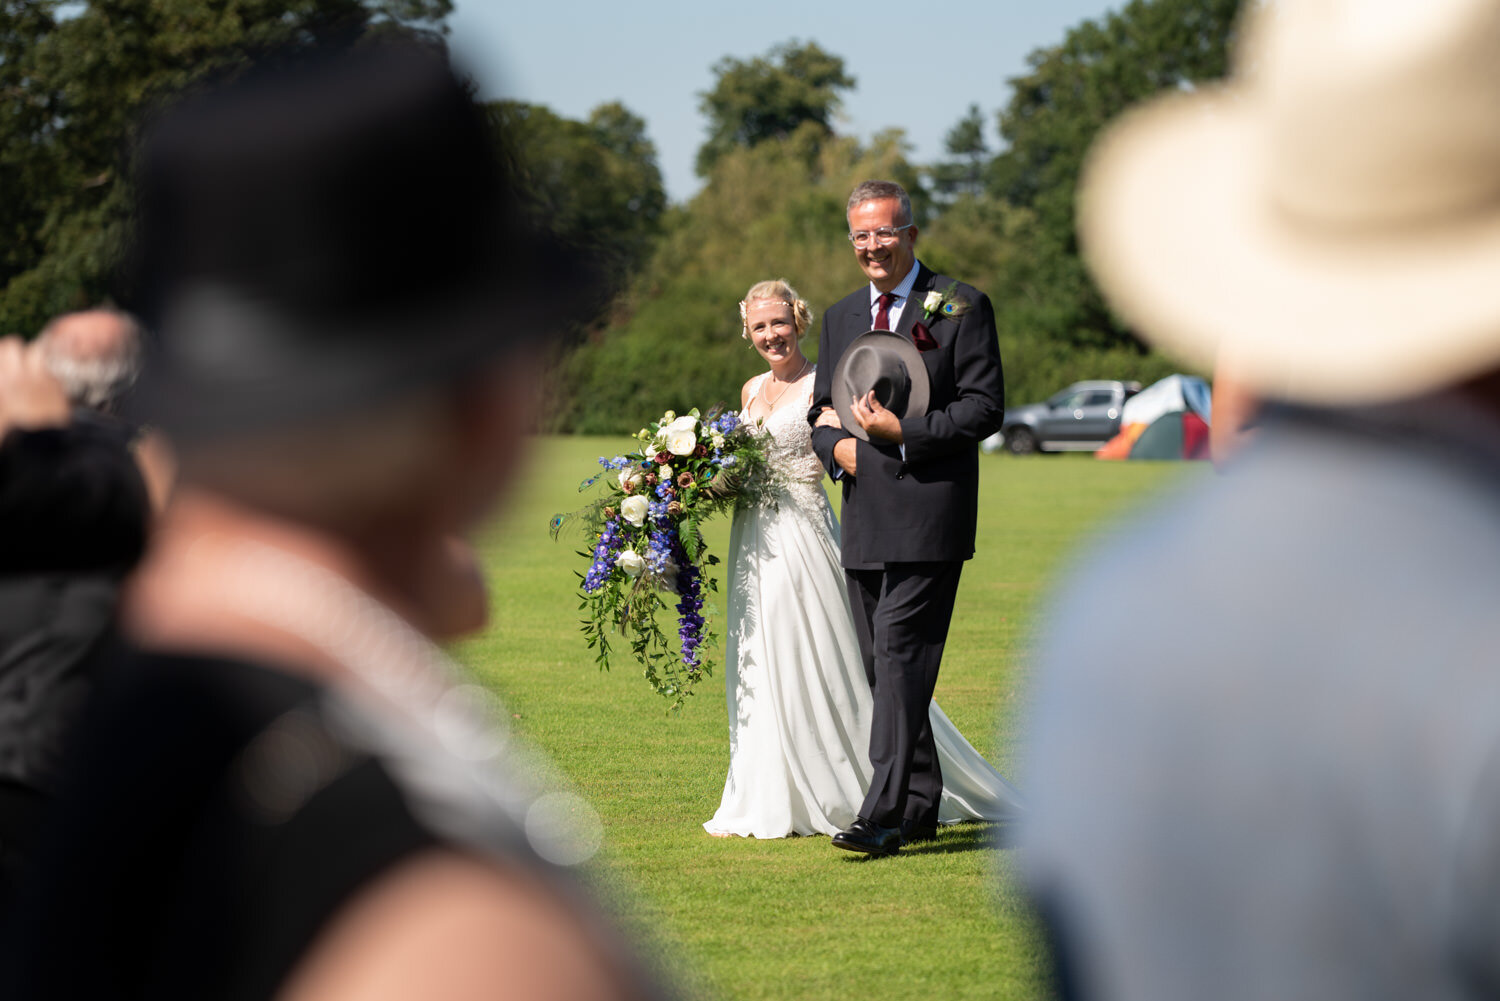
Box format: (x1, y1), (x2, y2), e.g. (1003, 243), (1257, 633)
(847, 224), (913, 249)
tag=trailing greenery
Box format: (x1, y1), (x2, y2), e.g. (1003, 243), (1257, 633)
(551, 408), (774, 709)
(457, 434), (1205, 1000)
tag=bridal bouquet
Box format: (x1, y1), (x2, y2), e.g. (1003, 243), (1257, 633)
(552, 407), (773, 710)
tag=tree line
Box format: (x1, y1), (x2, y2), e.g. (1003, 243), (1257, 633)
(0, 0), (1241, 432)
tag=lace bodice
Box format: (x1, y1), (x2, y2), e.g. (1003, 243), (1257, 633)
(744, 371), (827, 509)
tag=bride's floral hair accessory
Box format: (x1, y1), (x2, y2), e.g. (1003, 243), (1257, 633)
(739, 278), (815, 340)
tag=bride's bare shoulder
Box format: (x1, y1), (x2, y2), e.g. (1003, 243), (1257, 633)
(740, 373), (763, 410)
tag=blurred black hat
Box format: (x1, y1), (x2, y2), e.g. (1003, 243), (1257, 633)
(125, 42), (600, 440)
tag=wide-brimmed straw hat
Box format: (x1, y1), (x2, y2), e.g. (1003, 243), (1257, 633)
(1078, 0), (1500, 404)
(832, 330), (930, 441)
(124, 43), (602, 440)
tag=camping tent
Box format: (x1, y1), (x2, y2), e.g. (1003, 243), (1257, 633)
(1096, 374), (1213, 460)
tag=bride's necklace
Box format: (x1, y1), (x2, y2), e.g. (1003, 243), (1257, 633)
(762, 358), (810, 409)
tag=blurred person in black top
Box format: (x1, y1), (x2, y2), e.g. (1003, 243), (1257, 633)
(0, 336), (150, 907)
(1, 41), (670, 1001)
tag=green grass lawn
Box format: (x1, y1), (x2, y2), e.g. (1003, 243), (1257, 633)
(456, 436), (1203, 1000)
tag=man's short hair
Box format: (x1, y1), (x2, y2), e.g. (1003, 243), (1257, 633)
(847, 180), (912, 225)
(37, 308), (144, 414)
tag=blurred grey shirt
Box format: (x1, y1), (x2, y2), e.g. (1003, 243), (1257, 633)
(1021, 396), (1500, 1001)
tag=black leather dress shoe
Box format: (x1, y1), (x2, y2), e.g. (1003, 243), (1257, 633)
(832, 818), (902, 857)
(900, 819), (939, 845)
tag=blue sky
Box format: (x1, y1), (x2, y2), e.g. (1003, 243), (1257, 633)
(446, 1), (1121, 203)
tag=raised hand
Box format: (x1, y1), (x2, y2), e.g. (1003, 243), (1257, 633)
(0, 336), (69, 436)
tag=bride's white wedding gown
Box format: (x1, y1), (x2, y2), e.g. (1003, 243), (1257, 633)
(704, 371), (1025, 838)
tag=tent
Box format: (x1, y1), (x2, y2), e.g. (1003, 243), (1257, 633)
(1096, 374), (1213, 461)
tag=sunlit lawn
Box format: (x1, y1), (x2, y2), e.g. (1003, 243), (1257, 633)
(456, 435), (1202, 1000)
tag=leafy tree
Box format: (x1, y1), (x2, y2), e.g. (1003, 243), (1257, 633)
(0, 0), (452, 338)
(695, 40), (854, 178)
(928, 104), (989, 202)
(489, 99), (665, 284)
(987, 0), (1240, 350)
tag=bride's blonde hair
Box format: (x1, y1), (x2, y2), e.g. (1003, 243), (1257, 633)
(739, 279), (814, 340)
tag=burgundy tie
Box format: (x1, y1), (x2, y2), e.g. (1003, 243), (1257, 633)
(873, 292), (895, 331)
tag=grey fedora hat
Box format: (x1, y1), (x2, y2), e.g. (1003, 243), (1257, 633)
(831, 330), (930, 442)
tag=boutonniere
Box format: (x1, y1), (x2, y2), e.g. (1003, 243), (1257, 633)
(921, 282), (970, 322)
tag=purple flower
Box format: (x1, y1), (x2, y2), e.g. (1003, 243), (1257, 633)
(671, 535), (706, 667)
(582, 518), (625, 593)
(646, 528), (676, 577)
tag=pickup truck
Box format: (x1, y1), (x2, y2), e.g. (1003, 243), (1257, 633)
(983, 380), (1141, 455)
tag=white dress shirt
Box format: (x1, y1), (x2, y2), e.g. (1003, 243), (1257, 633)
(867, 260), (921, 331)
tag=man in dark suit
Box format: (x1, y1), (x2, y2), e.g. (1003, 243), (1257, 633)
(809, 179), (1005, 856)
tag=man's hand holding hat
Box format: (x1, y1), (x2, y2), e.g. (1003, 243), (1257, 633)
(850, 391), (903, 443)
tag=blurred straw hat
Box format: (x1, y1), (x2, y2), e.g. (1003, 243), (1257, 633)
(1078, 0), (1500, 404)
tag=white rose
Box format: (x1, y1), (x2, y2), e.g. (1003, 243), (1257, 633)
(711, 433), (725, 450)
(616, 549), (645, 577)
(665, 414), (698, 434)
(618, 468), (643, 493)
(923, 290), (944, 313)
(666, 428), (697, 456)
(620, 495), (649, 526)
(658, 464), (673, 480)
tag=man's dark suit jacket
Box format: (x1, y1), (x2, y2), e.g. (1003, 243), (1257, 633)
(808, 263), (1005, 569)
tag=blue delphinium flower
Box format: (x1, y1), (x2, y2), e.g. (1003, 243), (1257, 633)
(582, 518), (624, 593)
(645, 527), (676, 578)
(674, 539), (705, 669)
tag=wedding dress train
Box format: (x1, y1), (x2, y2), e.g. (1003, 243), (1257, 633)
(704, 373), (1024, 838)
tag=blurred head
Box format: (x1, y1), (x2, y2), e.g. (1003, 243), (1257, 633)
(126, 41), (600, 446)
(846, 180), (917, 293)
(125, 42), (599, 539)
(36, 308), (143, 414)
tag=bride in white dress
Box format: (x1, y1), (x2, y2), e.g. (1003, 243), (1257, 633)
(704, 279), (1024, 839)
